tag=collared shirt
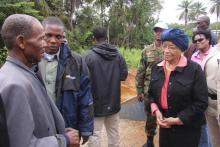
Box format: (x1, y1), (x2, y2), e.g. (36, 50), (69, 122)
(151, 55), (187, 112)
(191, 49), (210, 70)
(39, 49), (60, 101)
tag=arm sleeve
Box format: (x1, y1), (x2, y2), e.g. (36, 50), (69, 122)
(0, 95), (9, 147)
(1, 84), (66, 147)
(147, 65), (158, 113)
(119, 54), (128, 81)
(77, 58), (94, 137)
(177, 65), (208, 125)
(135, 50), (147, 94)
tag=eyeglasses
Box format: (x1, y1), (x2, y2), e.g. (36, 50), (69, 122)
(193, 38), (204, 43)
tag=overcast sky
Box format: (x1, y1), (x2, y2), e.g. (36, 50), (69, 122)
(158, 0), (216, 24)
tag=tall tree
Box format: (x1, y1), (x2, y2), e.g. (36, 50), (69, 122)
(210, 0), (220, 24)
(188, 2), (207, 21)
(63, 0), (82, 29)
(108, 0), (161, 48)
(178, 0), (193, 26)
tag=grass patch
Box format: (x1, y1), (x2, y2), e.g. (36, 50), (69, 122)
(119, 47), (141, 68)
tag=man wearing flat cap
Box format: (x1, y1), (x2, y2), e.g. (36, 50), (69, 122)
(135, 22), (168, 147)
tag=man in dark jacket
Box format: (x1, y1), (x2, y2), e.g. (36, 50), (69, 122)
(38, 16), (93, 145)
(84, 26), (128, 147)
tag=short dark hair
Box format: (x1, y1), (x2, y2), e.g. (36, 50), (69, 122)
(93, 26), (107, 40)
(1, 14), (36, 50)
(42, 16), (65, 28)
(192, 30), (212, 45)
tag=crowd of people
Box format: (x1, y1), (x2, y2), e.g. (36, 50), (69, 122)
(136, 15), (220, 147)
(0, 13), (219, 147)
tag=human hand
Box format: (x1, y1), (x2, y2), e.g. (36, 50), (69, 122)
(162, 117), (183, 126)
(155, 110), (170, 128)
(65, 128), (80, 146)
(137, 93), (144, 101)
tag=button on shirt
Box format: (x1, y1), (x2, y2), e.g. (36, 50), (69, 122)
(151, 55), (187, 113)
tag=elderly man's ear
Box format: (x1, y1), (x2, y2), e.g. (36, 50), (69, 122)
(16, 35), (25, 50)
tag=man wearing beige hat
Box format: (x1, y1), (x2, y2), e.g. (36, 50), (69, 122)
(135, 22), (168, 147)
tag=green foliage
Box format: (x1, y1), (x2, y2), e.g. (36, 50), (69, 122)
(119, 47), (142, 68)
(209, 0), (220, 22)
(0, 0), (161, 63)
(0, 1), (43, 20)
(210, 22), (220, 30)
(0, 0), (44, 48)
(66, 29), (93, 53)
(0, 47), (7, 66)
(107, 0), (160, 48)
(177, 0), (207, 25)
(188, 2), (207, 21)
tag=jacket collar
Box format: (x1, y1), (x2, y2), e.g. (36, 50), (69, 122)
(57, 43), (72, 80)
(157, 55), (187, 73)
(7, 56), (36, 75)
(59, 43), (72, 61)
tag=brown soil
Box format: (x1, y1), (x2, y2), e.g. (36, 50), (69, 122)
(121, 68), (137, 102)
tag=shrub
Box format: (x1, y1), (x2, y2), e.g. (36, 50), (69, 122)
(0, 47), (7, 66)
(119, 47), (141, 68)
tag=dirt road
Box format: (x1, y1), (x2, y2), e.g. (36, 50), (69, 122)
(83, 69), (159, 147)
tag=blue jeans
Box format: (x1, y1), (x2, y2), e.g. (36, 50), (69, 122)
(198, 124), (212, 147)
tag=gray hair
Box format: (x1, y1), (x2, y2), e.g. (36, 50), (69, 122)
(1, 14), (38, 50)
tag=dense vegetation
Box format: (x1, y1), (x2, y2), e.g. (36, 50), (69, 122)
(0, 0), (220, 67)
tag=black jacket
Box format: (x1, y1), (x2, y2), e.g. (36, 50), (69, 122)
(149, 60), (208, 128)
(84, 42), (128, 116)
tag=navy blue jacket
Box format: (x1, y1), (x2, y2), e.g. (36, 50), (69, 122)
(55, 44), (93, 137)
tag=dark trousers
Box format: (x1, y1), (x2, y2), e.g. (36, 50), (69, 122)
(159, 126), (201, 147)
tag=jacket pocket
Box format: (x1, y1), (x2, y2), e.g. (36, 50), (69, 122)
(150, 76), (159, 82)
(175, 79), (193, 96)
(63, 74), (80, 91)
(176, 79), (193, 86)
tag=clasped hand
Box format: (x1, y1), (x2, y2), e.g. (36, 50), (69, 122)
(155, 110), (183, 128)
(65, 128), (80, 147)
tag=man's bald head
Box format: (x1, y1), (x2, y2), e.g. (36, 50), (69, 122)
(1, 14), (41, 50)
